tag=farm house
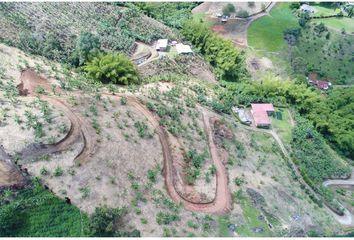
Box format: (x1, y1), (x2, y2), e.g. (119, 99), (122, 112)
(251, 103), (274, 128)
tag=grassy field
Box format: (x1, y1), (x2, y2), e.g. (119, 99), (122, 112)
(313, 18), (354, 33)
(312, 5), (341, 17)
(247, 3), (299, 52)
(0, 181), (88, 237)
(270, 108), (293, 147)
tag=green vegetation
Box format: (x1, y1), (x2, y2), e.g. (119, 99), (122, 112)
(235, 191), (271, 237)
(182, 18), (248, 81)
(270, 108), (293, 145)
(0, 3), (175, 64)
(248, 3), (299, 52)
(286, 22), (354, 84)
(133, 2), (198, 28)
(88, 206), (139, 237)
(226, 77), (354, 159)
(292, 116), (350, 213)
(185, 149), (208, 184)
(223, 3), (236, 17)
(70, 32), (101, 67)
(0, 180), (88, 237)
(313, 18), (354, 32)
(84, 53), (139, 85)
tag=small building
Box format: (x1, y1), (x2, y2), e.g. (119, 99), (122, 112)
(300, 4), (315, 13)
(232, 107), (252, 125)
(308, 73), (331, 90)
(155, 39), (168, 52)
(310, 79), (332, 90)
(176, 43), (193, 55)
(251, 103), (274, 128)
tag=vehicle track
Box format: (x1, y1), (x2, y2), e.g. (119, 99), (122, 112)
(104, 94), (231, 213)
(18, 69), (96, 164)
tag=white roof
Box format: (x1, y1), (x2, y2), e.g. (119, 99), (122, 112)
(156, 39), (168, 49)
(176, 43), (193, 54)
(300, 4), (314, 11)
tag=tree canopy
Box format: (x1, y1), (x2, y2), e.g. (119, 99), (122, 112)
(182, 18), (248, 81)
(84, 52), (139, 85)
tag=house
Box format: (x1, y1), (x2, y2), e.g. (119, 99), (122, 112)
(175, 43), (193, 55)
(251, 103), (274, 128)
(232, 107), (252, 125)
(155, 39), (168, 52)
(310, 79), (332, 90)
(300, 4), (315, 13)
(308, 73), (332, 90)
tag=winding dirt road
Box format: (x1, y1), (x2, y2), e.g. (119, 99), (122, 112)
(18, 69), (97, 164)
(323, 169), (354, 226)
(14, 69), (232, 214)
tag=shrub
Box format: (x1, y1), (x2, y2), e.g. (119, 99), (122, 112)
(84, 53), (139, 85)
(223, 3), (235, 16)
(53, 166), (63, 177)
(88, 206), (126, 237)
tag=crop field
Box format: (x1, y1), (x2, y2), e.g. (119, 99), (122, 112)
(0, 181), (88, 237)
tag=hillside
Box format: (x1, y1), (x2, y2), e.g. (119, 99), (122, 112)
(0, 2), (176, 63)
(0, 1), (354, 238)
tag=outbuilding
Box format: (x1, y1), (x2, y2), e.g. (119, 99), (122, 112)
(156, 39), (168, 52)
(176, 43), (193, 55)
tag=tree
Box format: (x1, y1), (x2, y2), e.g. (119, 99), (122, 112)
(88, 206), (126, 237)
(343, 4), (353, 17)
(237, 10), (249, 18)
(248, 2), (255, 8)
(84, 53), (139, 85)
(182, 18), (248, 81)
(298, 12), (310, 27)
(71, 32), (101, 67)
(222, 3), (236, 16)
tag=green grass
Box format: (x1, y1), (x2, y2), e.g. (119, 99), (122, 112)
(248, 3), (299, 52)
(311, 5), (340, 17)
(217, 215), (230, 237)
(270, 108), (293, 145)
(313, 18), (354, 33)
(0, 181), (88, 237)
(236, 195), (271, 237)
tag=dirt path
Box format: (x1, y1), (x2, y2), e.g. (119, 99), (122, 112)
(226, 114), (354, 226)
(18, 69), (96, 164)
(104, 95), (231, 213)
(131, 42), (159, 67)
(323, 169), (354, 226)
(14, 70), (231, 214)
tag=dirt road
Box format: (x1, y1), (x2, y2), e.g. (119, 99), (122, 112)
(323, 169), (354, 226)
(16, 69), (231, 214)
(18, 69), (97, 164)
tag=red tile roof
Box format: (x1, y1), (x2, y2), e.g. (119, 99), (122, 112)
(251, 104), (274, 126)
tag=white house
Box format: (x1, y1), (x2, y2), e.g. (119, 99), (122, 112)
(175, 43), (193, 55)
(300, 4), (315, 13)
(156, 39), (168, 51)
